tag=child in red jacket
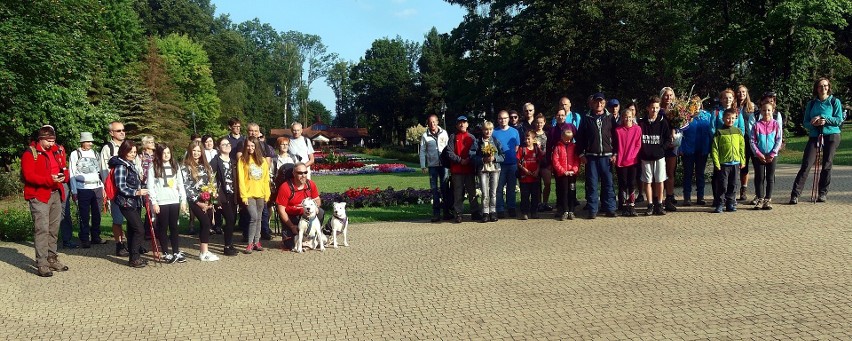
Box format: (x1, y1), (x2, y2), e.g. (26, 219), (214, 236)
(517, 130), (544, 220)
(551, 128), (580, 220)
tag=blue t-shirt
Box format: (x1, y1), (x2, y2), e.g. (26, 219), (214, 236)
(492, 127), (520, 165)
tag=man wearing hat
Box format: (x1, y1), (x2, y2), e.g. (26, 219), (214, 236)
(22, 126), (70, 277)
(69, 132), (107, 249)
(607, 99), (621, 125)
(446, 115), (481, 223)
(576, 92), (619, 219)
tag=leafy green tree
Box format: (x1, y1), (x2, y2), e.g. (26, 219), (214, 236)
(327, 60), (358, 127)
(134, 0), (215, 41)
(418, 28), (452, 121)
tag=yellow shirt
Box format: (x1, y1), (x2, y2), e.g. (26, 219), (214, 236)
(238, 158), (270, 201)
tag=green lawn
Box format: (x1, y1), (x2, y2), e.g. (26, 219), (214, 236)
(778, 125), (851, 165)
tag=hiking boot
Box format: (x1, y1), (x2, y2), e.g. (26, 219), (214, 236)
(762, 198), (773, 210)
(454, 215), (462, 224)
(128, 259), (148, 268)
(817, 194), (827, 202)
(46, 255), (68, 272)
(739, 187), (747, 201)
(567, 212), (575, 220)
(489, 213), (497, 222)
(789, 196), (798, 205)
(115, 243), (129, 257)
(36, 265), (53, 277)
(753, 198), (763, 210)
(664, 198), (677, 212)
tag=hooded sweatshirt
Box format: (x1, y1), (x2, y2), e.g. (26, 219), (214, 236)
(638, 113), (671, 161)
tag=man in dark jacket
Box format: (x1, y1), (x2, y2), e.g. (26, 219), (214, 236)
(575, 93), (618, 219)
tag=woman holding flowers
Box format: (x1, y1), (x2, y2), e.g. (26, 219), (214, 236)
(147, 143), (187, 264)
(239, 136), (271, 253)
(659, 87), (680, 212)
(474, 121), (505, 223)
(182, 141), (219, 262)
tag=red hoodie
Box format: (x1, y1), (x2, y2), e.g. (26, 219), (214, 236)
(551, 140), (579, 177)
(22, 141), (69, 203)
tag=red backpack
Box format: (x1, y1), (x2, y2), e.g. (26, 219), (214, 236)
(104, 167), (118, 200)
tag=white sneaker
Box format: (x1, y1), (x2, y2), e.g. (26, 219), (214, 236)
(163, 253), (176, 264)
(199, 251), (219, 262)
(174, 252), (187, 263)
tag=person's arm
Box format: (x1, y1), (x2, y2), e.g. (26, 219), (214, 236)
(769, 122), (783, 159)
(262, 159), (271, 202)
(446, 135), (462, 163)
(493, 139), (505, 164)
(552, 145), (566, 176)
(310, 181), (321, 207)
(750, 124), (764, 160)
(823, 97), (844, 127)
(419, 134), (427, 170)
(237, 159), (248, 204)
(99, 145), (110, 181)
(306, 139), (315, 167)
(738, 134), (746, 168)
(146, 167), (159, 205)
(711, 133), (720, 170)
(115, 165), (138, 197)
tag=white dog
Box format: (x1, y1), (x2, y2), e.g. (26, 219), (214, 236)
(323, 202), (349, 248)
(294, 198), (325, 253)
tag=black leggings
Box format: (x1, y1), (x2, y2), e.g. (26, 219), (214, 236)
(155, 203), (180, 254)
(119, 206), (144, 262)
(753, 157), (777, 199)
(189, 202), (212, 244)
(616, 165), (638, 206)
(220, 193), (237, 247)
(555, 175), (577, 214)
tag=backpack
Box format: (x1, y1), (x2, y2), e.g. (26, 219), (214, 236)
(104, 167), (117, 200)
(270, 162), (296, 203)
(283, 179), (313, 203)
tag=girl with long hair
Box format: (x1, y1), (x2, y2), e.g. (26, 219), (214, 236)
(147, 143), (187, 264)
(238, 137), (271, 253)
(181, 141), (219, 261)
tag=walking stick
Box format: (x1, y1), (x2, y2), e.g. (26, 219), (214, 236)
(143, 199), (162, 262)
(810, 133), (824, 203)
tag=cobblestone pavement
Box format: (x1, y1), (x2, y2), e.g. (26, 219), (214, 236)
(1, 164), (851, 340)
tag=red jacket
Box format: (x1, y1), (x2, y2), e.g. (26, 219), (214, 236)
(551, 140), (579, 177)
(22, 141), (69, 203)
(516, 145), (543, 183)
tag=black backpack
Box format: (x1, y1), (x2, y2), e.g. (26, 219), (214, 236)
(270, 163), (296, 203)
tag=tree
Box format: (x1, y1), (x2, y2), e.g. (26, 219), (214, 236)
(281, 31), (338, 126)
(327, 60), (357, 127)
(134, 0), (215, 42)
(418, 28), (452, 120)
(296, 100), (333, 126)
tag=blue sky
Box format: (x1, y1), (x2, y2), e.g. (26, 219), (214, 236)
(211, 0), (467, 117)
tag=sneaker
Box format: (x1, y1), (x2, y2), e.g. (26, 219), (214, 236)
(726, 205), (737, 212)
(645, 205), (654, 216)
(753, 198), (763, 210)
(489, 213), (497, 222)
(115, 242), (130, 257)
(654, 204), (666, 216)
(254, 242), (264, 251)
(817, 194), (827, 202)
(128, 259), (148, 268)
(762, 198), (773, 210)
(789, 196), (798, 205)
(519, 214), (528, 220)
(174, 252), (187, 263)
(539, 204), (553, 212)
(750, 196), (759, 205)
(628, 205), (638, 217)
(454, 215), (462, 224)
(696, 199), (707, 206)
(199, 251), (219, 262)
(664, 199), (677, 212)
(558, 212), (566, 221)
(682, 200), (692, 207)
(224, 246), (238, 256)
(244, 244), (254, 254)
(567, 212), (575, 220)
(163, 253), (176, 264)
(713, 205), (723, 213)
(605, 211), (617, 218)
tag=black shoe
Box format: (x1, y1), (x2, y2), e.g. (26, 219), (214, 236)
(139, 247), (148, 254)
(605, 211), (617, 218)
(645, 205), (654, 216)
(116, 243), (129, 257)
(479, 214), (488, 223)
(261, 233), (272, 241)
(539, 204), (553, 212)
(696, 199), (706, 206)
(80, 241), (91, 249)
(508, 208), (517, 218)
(817, 194), (827, 202)
(664, 199), (677, 212)
(682, 200), (692, 207)
(497, 211), (506, 219)
(654, 204), (667, 216)
(62, 242), (78, 249)
(443, 213), (455, 221)
(789, 196), (798, 205)
(636, 194), (645, 203)
(587, 212), (597, 220)
(454, 215), (462, 224)
(214, 227), (224, 235)
(489, 213), (497, 222)
(91, 238), (107, 245)
(128, 259), (148, 268)
(471, 212), (483, 221)
(224, 246), (238, 256)
(430, 215), (441, 223)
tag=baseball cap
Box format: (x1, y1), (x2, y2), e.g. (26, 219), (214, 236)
(607, 99), (620, 107)
(456, 115), (468, 122)
(592, 92), (605, 100)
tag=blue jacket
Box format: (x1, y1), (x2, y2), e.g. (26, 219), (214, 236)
(712, 107), (745, 135)
(804, 95), (844, 137)
(680, 110), (714, 156)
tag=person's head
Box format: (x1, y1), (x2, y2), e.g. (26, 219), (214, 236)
(482, 120), (494, 139)
(187, 141), (202, 162)
(191, 133), (201, 144)
(736, 85), (754, 112)
(591, 93), (606, 114)
(622, 107), (636, 127)
(153, 143), (177, 179)
(561, 127), (574, 142)
(108, 121), (125, 143)
(216, 136), (231, 155)
(525, 130), (537, 147)
(761, 102), (775, 121)
(719, 89), (735, 108)
(555, 109), (567, 124)
(607, 99), (620, 115)
(813, 77), (831, 99)
(534, 113), (546, 131)
(760, 91), (777, 106)
(183, 140), (211, 180)
(508, 109), (521, 126)
(79, 131), (94, 151)
(293, 162), (309, 185)
(276, 136), (290, 154)
(246, 123), (260, 138)
(496, 110), (510, 128)
(646, 96), (661, 117)
(140, 135), (155, 152)
(37, 126), (57, 150)
(257, 132), (266, 145)
(559, 97), (572, 113)
(723, 108), (737, 127)
(291, 122), (303, 138)
(118, 139), (136, 162)
(201, 135), (214, 150)
(241, 136), (265, 165)
(426, 114), (440, 132)
(659, 87), (675, 107)
(522, 103), (535, 120)
(228, 117), (242, 136)
(456, 115), (469, 133)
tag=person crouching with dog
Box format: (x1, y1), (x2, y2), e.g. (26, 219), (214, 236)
(276, 163), (323, 250)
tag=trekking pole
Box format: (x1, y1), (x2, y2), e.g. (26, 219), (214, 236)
(810, 133), (824, 203)
(143, 199), (162, 263)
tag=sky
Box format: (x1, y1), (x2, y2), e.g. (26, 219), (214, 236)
(211, 0), (468, 118)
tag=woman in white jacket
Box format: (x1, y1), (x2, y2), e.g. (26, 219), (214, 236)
(147, 143), (187, 264)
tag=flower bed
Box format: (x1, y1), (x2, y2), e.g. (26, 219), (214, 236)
(312, 161), (366, 171)
(320, 186), (431, 209)
(313, 163), (414, 176)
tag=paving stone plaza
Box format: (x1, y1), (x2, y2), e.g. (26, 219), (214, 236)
(1, 164), (850, 340)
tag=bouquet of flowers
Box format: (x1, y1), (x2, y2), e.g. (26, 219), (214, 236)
(663, 86), (708, 149)
(199, 179), (218, 205)
(481, 141), (498, 172)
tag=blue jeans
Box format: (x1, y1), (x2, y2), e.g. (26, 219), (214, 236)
(682, 153), (708, 201)
(261, 204), (271, 236)
(76, 188), (103, 242)
(428, 167), (451, 216)
(60, 193), (74, 244)
(585, 156), (616, 214)
(496, 163), (518, 212)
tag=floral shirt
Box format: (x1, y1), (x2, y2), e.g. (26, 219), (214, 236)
(181, 164), (211, 203)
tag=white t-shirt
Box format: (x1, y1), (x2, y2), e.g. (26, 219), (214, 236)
(288, 136), (314, 165)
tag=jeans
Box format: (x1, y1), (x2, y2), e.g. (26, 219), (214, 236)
(29, 192), (61, 267)
(518, 181), (541, 216)
(119, 206), (144, 262)
(496, 163), (518, 212)
(714, 165), (740, 208)
(76, 188), (103, 242)
(261, 204), (271, 236)
(428, 167), (452, 216)
(682, 153), (709, 201)
(246, 197), (265, 244)
(585, 156), (616, 214)
(753, 157), (777, 199)
(60, 192), (73, 244)
(479, 171), (499, 214)
(791, 134), (841, 198)
(452, 173), (479, 216)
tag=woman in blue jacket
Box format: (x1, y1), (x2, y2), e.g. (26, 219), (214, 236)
(679, 96), (714, 206)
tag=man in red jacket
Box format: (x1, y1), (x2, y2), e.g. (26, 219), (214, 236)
(22, 126), (70, 277)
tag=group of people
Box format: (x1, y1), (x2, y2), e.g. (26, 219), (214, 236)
(22, 118), (324, 275)
(419, 78), (844, 223)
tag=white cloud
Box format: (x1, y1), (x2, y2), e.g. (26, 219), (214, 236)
(394, 8), (417, 18)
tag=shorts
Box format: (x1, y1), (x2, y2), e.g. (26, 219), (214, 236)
(110, 200), (125, 225)
(641, 158), (668, 183)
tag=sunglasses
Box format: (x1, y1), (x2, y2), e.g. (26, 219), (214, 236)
(295, 171), (308, 175)
(510, 116), (519, 119)
(112, 129), (125, 133)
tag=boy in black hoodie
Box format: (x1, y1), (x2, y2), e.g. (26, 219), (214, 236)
(638, 96), (671, 215)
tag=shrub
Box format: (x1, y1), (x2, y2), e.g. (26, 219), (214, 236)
(361, 147), (418, 164)
(0, 208), (33, 242)
(0, 159), (23, 199)
(320, 186), (431, 209)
